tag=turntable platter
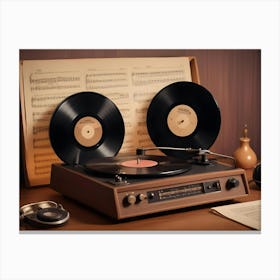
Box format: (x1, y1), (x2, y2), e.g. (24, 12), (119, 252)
(83, 155), (192, 178)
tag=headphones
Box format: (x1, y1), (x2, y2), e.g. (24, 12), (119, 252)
(20, 201), (70, 228)
(253, 163), (261, 187)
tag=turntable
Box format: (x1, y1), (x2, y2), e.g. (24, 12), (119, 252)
(49, 82), (249, 220)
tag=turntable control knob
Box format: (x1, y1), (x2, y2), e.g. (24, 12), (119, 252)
(127, 194), (137, 205)
(138, 193), (146, 201)
(226, 178), (240, 190)
(115, 175), (123, 182)
(148, 192), (155, 199)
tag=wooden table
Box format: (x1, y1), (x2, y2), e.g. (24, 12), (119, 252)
(20, 168), (260, 231)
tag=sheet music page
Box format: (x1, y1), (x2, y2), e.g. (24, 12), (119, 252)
(210, 200), (261, 230)
(20, 57), (192, 186)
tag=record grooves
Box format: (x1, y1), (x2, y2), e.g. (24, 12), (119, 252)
(49, 92), (125, 165)
(147, 82), (221, 159)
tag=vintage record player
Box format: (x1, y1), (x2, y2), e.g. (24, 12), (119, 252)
(49, 82), (249, 220)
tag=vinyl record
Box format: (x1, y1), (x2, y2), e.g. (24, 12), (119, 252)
(84, 155), (192, 178)
(49, 92), (125, 165)
(147, 82), (221, 159)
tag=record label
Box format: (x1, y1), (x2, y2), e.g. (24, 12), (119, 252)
(167, 104), (198, 137)
(74, 116), (103, 147)
(121, 159), (158, 168)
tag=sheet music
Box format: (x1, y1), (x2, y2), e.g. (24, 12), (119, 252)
(20, 57), (192, 186)
(210, 200), (261, 230)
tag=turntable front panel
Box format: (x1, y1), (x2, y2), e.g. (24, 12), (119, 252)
(115, 169), (249, 219)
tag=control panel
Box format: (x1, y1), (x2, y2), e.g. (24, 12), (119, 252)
(118, 174), (248, 219)
(146, 180), (221, 203)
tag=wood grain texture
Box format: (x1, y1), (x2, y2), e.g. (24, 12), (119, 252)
(20, 49), (261, 159)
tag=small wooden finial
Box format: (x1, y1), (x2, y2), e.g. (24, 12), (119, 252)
(243, 124), (248, 138)
(234, 123), (257, 169)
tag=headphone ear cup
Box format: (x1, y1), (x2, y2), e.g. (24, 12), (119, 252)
(36, 207), (69, 223)
(253, 163), (261, 187)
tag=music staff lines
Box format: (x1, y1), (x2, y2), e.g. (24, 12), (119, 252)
(86, 72), (127, 77)
(86, 78), (127, 83)
(86, 84), (129, 90)
(132, 69), (184, 77)
(31, 95), (68, 107)
(131, 70), (185, 86)
(133, 77), (184, 86)
(33, 125), (49, 135)
(32, 111), (53, 121)
(29, 75), (80, 84)
(104, 92), (130, 101)
(133, 91), (156, 102)
(31, 85), (80, 92)
(86, 72), (128, 89)
(33, 138), (50, 149)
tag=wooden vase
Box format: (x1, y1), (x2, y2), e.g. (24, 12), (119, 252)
(233, 125), (257, 169)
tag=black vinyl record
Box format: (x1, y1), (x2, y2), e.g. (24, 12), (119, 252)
(84, 155), (192, 178)
(147, 82), (221, 159)
(49, 92), (125, 165)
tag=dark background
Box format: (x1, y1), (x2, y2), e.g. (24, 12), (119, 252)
(20, 49), (261, 160)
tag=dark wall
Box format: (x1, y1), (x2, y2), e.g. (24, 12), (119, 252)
(20, 49), (261, 159)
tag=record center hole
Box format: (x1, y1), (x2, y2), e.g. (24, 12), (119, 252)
(121, 159), (158, 168)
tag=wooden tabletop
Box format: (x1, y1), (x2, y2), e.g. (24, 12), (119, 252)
(20, 168), (260, 231)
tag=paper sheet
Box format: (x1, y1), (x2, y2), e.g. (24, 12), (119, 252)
(210, 200), (261, 230)
(20, 57), (192, 186)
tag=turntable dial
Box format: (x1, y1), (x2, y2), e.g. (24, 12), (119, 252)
(126, 194), (137, 205)
(137, 193), (146, 201)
